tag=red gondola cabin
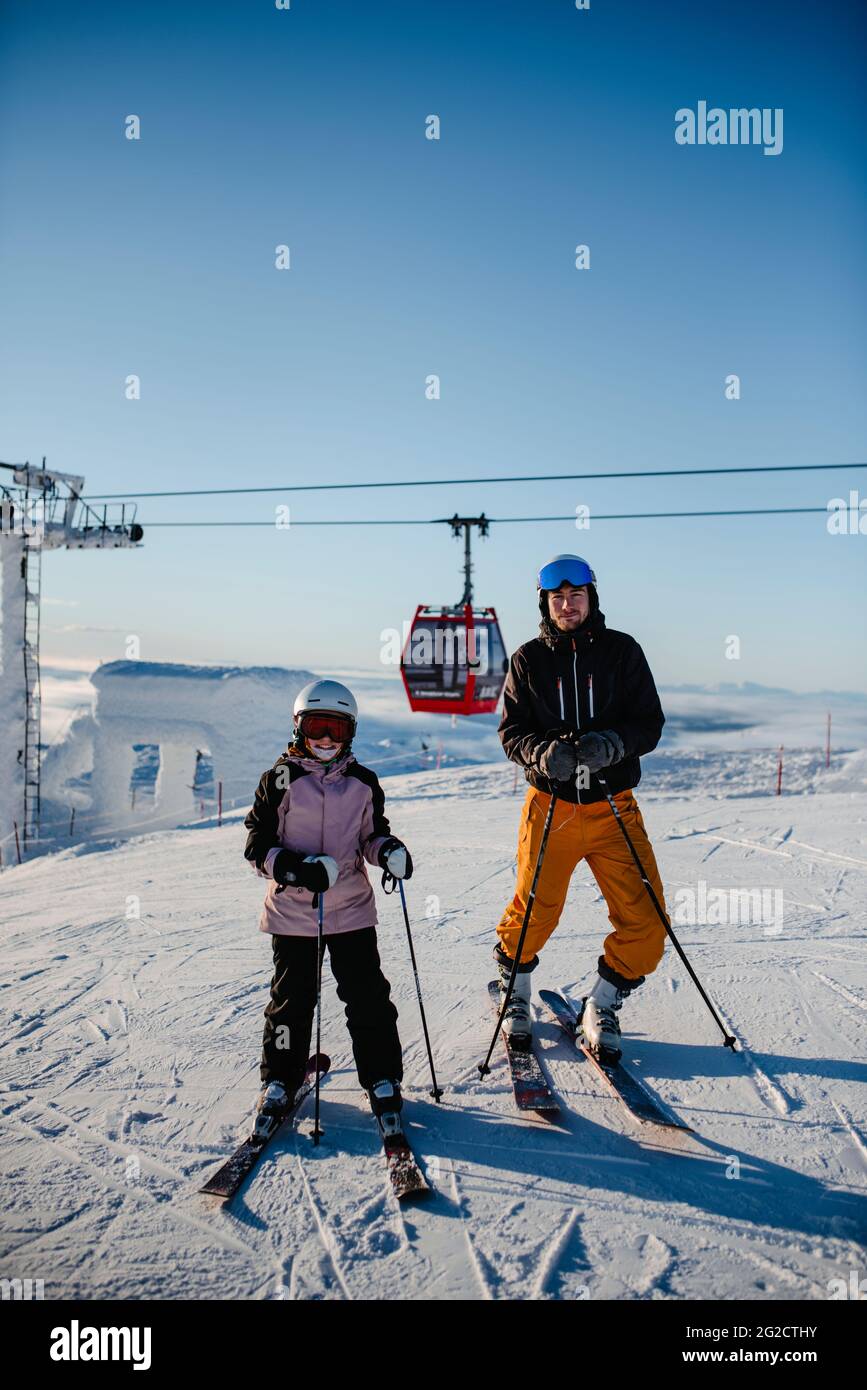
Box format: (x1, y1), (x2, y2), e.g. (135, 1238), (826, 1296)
(400, 603), (508, 717)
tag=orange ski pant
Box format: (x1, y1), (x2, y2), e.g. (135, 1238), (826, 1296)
(496, 786), (668, 983)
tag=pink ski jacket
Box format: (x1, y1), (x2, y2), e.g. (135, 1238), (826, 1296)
(243, 747), (392, 937)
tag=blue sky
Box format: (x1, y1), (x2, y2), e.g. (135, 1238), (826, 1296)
(1, 0), (865, 691)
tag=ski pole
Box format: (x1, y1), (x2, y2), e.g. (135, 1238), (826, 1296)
(478, 789), (560, 1077)
(312, 893), (326, 1143)
(397, 878), (443, 1102)
(596, 775), (737, 1050)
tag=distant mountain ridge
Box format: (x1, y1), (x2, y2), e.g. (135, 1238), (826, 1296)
(659, 681), (867, 702)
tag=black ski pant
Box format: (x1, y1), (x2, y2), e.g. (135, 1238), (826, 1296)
(260, 927), (402, 1097)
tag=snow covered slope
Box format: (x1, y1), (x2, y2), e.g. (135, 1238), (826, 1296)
(1, 760), (865, 1300)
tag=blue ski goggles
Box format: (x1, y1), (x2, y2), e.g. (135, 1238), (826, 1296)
(537, 555), (596, 591)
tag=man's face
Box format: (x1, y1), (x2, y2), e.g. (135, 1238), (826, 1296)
(548, 583), (589, 630)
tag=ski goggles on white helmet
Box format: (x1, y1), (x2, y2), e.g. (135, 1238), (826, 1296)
(537, 555), (596, 590)
(297, 711), (355, 742)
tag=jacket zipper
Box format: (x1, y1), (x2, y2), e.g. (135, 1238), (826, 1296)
(588, 673), (594, 719)
(557, 675), (565, 719)
(320, 770), (327, 859)
(572, 639), (581, 804)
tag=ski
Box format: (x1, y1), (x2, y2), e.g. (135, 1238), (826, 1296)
(487, 980), (560, 1116)
(199, 1053), (331, 1200)
(377, 1122), (431, 1202)
(540, 989), (692, 1134)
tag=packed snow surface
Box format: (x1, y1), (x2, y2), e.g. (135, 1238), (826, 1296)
(1, 753), (865, 1300)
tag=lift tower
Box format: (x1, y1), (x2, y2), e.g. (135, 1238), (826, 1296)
(0, 459), (143, 850)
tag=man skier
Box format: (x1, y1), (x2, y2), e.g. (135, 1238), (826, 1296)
(495, 555), (669, 1060)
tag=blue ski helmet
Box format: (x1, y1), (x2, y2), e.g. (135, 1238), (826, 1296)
(537, 555), (596, 591)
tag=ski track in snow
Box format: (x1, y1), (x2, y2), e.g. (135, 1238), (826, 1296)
(447, 1164), (495, 1301)
(1, 756), (866, 1299)
(529, 1207), (582, 1299)
(812, 972), (867, 1014)
(292, 1146), (354, 1301)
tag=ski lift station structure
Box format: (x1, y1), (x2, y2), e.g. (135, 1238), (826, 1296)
(0, 460), (142, 851)
(400, 514), (508, 718)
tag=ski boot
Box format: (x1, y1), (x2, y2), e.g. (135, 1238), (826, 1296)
(253, 1080), (292, 1142)
(581, 977), (627, 1063)
(494, 947), (535, 1049)
(368, 1078), (404, 1139)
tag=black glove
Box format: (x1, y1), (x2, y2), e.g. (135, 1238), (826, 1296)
(377, 837), (413, 880)
(273, 850), (339, 894)
(575, 730), (624, 774)
(540, 739), (579, 782)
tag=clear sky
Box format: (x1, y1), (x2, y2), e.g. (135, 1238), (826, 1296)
(1, 0), (865, 691)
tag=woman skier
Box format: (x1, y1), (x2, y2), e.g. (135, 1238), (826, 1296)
(243, 679), (413, 1139)
(495, 555), (669, 1061)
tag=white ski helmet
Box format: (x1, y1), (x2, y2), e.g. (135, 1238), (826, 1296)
(293, 679), (358, 731)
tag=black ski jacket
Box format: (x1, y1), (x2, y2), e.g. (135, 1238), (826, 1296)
(498, 610), (664, 804)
